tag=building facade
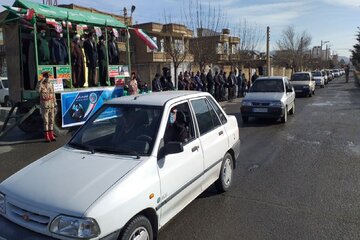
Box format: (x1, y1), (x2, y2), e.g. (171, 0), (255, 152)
(131, 22), (194, 86)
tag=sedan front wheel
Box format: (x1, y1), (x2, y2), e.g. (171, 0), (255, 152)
(119, 215), (153, 240)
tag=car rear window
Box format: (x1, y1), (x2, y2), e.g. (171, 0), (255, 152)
(312, 72), (321, 76)
(291, 73), (310, 81)
(249, 79), (284, 93)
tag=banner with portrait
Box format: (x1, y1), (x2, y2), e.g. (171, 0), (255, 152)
(61, 86), (124, 127)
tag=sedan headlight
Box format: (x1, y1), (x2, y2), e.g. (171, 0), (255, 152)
(269, 101), (283, 107)
(0, 193), (5, 214)
(241, 101), (252, 106)
(50, 215), (100, 238)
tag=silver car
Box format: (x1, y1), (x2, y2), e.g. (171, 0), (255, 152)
(241, 76), (296, 123)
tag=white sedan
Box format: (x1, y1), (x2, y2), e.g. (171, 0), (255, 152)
(0, 91), (240, 240)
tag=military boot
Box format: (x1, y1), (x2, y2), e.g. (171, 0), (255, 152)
(44, 131), (51, 142)
(49, 130), (56, 141)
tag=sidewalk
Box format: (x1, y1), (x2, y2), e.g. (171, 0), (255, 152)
(218, 96), (243, 108)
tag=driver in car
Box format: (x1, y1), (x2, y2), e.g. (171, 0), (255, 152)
(163, 107), (189, 144)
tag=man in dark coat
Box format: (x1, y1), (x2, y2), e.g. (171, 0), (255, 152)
(152, 73), (162, 92)
(51, 32), (68, 65)
(206, 69), (214, 95)
(38, 30), (50, 65)
(200, 70), (207, 92)
(108, 34), (120, 65)
(97, 36), (108, 86)
(71, 34), (85, 87)
(83, 32), (98, 87)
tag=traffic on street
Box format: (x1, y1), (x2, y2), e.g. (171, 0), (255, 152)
(1, 74), (359, 239)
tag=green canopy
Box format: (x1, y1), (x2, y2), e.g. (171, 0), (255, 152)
(13, 0), (127, 28)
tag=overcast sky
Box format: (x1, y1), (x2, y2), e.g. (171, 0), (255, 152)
(1, 0), (359, 57)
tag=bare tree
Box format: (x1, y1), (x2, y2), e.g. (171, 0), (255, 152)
(162, 21), (191, 89)
(274, 26), (312, 73)
(232, 20), (265, 77)
(183, 0), (228, 71)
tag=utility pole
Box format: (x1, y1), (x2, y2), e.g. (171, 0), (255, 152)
(266, 26), (270, 76)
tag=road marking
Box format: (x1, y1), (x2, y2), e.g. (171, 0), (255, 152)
(347, 141), (360, 157)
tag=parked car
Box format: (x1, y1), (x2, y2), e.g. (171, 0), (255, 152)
(290, 72), (316, 97)
(0, 77), (10, 107)
(333, 69), (340, 78)
(311, 71), (325, 88)
(0, 91), (240, 240)
(326, 70), (333, 81)
(240, 76), (296, 123)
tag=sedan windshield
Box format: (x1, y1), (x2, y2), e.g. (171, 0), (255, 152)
(69, 104), (163, 157)
(249, 79), (284, 93)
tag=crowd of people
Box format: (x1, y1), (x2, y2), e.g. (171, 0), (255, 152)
(151, 69), (256, 102)
(128, 68), (259, 102)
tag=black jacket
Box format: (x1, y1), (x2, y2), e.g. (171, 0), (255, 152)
(83, 39), (98, 68)
(51, 38), (68, 65)
(108, 40), (119, 65)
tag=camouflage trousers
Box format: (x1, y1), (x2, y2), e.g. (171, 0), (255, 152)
(41, 107), (55, 131)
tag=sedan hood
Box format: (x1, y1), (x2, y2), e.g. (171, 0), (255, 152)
(0, 147), (141, 215)
(244, 92), (285, 102)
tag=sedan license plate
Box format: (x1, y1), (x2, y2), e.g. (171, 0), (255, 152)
(295, 90), (303, 93)
(253, 108), (268, 113)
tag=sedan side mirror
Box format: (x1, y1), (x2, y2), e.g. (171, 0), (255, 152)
(158, 141), (184, 159)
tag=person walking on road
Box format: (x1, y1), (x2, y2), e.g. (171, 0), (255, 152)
(345, 64), (350, 83)
(37, 71), (57, 142)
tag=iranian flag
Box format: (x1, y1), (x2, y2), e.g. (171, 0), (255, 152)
(46, 18), (57, 27)
(3, 6), (35, 21)
(62, 20), (72, 29)
(133, 28), (158, 50)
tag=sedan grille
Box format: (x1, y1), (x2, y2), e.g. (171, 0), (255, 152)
(8, 202), (50, 227)
(252, 102), (270, 106)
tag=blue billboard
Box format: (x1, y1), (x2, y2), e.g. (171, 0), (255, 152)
(61, 87), (123, 127)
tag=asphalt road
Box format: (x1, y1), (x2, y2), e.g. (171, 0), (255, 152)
(0, 74), (359, 239)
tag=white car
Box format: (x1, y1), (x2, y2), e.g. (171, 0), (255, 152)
(290, 72), (316, 97)
(311, 71), (325, 88)
(0, 91), (240, 240)
(0, 77), (10, 107)
(241, 76), (296, 123)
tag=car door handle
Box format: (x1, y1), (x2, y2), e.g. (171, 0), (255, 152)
(192, 146), (199, 152)
(218, 131), (224, 136)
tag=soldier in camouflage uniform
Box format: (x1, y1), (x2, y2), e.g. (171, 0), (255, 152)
(37, 71), (57, 142)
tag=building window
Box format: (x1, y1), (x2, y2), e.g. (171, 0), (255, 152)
(160, 38), (164, 52)
(223, 42), (229, 54)
(216, 43), (222, 54)
(174, 39), (184, 54)
(231, 45), (236, 54)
